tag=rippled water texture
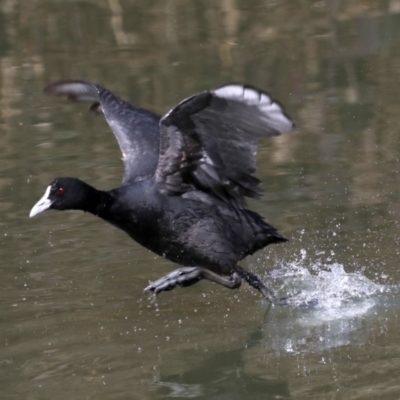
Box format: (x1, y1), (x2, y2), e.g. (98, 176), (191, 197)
(1, 1), (400, 399)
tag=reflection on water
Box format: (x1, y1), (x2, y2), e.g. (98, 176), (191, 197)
(152, 250), (400, 399)
(156, 325), (290, 400)
(154, 256), (398, 398)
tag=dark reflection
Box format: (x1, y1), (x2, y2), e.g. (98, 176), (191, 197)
(156, 324), (290, 400)
(155, 291), (398, 399)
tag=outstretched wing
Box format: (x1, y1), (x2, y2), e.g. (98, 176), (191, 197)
(155, 84), (294, 208)
(44, 80), (160, 185)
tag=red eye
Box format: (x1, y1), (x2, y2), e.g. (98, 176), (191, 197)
(57, 187), (65, 195)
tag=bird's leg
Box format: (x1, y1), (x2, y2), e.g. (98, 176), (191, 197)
(144, 267), (242, 294)
(235, 265), (290, 306)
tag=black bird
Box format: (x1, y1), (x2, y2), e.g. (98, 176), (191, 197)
(30, 81), (294, 305)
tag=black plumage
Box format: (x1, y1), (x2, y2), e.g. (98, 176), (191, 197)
(31, 81), (294, 304)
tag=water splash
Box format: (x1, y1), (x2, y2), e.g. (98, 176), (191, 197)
(267, 252), (387, 315)
(258, 251), (398, 354)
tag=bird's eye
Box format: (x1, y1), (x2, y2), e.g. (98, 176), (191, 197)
(57, 187), (65, 195)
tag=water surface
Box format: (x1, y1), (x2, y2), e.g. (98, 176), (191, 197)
(1, 1), (400, 399)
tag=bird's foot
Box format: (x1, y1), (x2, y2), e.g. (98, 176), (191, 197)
(144, 267), (203, 294)
(144, 267), (242, 294)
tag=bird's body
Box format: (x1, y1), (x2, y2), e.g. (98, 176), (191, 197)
(64, 178), (285, 275)
(30, 81), (294, 304)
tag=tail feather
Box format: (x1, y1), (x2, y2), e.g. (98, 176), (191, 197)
(240, 208), (287, 257)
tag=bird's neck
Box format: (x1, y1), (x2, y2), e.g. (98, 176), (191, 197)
(76, 183), (114, 217)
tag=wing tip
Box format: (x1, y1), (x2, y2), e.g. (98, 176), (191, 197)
(43, 80), (100, 96)
(43, 80), (103, 106)
(212, 83), (294, 134)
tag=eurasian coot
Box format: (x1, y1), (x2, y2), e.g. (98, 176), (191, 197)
(30, 81), (293, 305)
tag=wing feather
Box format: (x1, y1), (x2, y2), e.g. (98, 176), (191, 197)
(44, 80), (160, 184)
(155, 84), (293, 207)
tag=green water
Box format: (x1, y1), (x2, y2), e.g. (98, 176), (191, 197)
(1, 1), (400, 399)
